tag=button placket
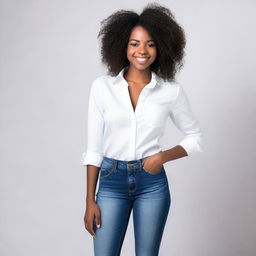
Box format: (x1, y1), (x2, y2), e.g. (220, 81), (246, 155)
(122, 80), (151, 160)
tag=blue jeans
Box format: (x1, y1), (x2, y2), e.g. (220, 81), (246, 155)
(93, 156), (171, 256)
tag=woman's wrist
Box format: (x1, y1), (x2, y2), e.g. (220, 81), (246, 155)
(86, 195), (96, 204)
(159, 145), (188, 164)
(159, 151), (168, 164)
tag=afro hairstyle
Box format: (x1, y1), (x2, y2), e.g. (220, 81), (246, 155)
(97, 2), (186, 82)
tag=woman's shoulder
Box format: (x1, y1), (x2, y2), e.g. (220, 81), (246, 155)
(156, 74), (179, 87)
(158, 77), (181, 95)
(91, 74), (115, 88)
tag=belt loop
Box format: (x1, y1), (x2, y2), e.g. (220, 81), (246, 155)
(113, 159), (118, 172)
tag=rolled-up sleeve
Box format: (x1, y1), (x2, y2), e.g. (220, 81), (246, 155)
(81, 78), (104, 167)
(169, 84), (203, 156)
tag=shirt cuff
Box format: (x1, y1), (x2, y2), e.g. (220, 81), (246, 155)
(178, 134), (204, 156)
(81, 152), (103, 167)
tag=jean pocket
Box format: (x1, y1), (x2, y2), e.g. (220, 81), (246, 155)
(142, 165), (164, 175)
(99, 160), (116, 179)
(100, 167), (114, 179)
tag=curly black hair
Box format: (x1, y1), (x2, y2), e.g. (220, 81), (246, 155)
(97, 2), (186, 82)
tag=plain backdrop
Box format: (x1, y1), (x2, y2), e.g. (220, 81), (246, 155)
(0, 0), (255, 255)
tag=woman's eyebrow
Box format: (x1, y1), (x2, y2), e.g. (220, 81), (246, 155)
(129, 39), (155, 42)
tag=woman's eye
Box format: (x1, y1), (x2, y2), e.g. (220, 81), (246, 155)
(130, 43), (155, 47)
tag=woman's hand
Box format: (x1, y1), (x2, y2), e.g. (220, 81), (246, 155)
(84, 200), (101, 238)
(142, 152), (164, 174)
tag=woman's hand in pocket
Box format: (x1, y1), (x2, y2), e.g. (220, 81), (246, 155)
(142, 152), (164, 174)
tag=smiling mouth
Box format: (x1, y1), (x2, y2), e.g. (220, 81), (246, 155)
(134, 57), (150, 63)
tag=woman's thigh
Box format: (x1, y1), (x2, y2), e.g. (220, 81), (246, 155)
(93, 194), (133, 256)
(133, 170), (171, 256)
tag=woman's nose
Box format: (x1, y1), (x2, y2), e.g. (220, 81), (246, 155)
(138, 45), (147, 54)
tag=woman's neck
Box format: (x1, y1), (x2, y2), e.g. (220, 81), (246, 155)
(124, 66), (151, 84)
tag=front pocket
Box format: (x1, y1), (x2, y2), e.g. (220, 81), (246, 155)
(99, 168), (114, 179)
(142, 166), (163, 175)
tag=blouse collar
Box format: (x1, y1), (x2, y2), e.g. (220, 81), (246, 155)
(112, 67), (160, 88)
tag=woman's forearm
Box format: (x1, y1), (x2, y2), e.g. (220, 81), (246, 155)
(86, 165), (100, 203)
(160, 145), (188, 164)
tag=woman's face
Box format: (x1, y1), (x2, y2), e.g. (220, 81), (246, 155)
(126, 26), (157, 71)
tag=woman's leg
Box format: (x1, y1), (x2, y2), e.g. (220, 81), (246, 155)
(93, 156), (133, 256)
(133, 167), (171, 256)
(93, 195), (132, 256)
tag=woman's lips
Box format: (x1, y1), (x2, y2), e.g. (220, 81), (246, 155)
(135, 57), (149, 64)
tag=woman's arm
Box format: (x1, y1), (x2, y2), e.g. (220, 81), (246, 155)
(84, 165), (101, 238)
(160, 145), (188, 164)
(81, 78), (105, 168)
(161, 84), (203, 163)
(81, 78), (104, 237)
(86, 165), (100, 203)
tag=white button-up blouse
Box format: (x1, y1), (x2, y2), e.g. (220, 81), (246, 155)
(81, 67), (203, 167)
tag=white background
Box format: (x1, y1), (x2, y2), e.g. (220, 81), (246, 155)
(0, 0), (255, 255)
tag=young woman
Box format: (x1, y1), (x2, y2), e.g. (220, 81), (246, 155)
(81, 3), (203, 256)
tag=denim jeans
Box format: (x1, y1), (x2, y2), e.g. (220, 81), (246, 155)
(93, 156), (171, 256)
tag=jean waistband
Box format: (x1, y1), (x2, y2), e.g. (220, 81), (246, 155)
(102, 155), (148, 169)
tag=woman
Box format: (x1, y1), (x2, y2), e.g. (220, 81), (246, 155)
(81, 3), (203, 256)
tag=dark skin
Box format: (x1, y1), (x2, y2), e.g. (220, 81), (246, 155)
(84, 26), (188, 238)
(84, 165), (100, 238)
